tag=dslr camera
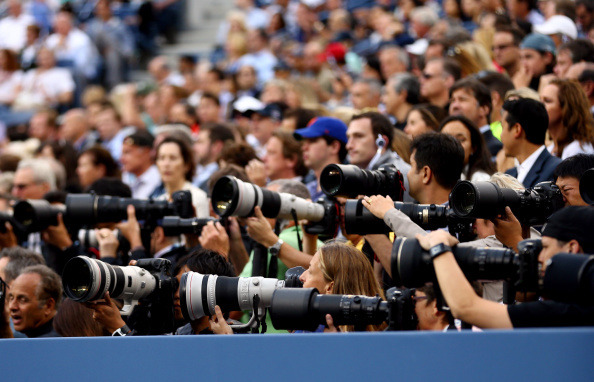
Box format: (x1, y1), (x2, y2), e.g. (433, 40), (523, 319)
(320, 164), (405, 201)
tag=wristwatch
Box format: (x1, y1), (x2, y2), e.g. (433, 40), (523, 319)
(429, 243), (452, 260)
(112, 324), (132, 337)
(268, 239), (284, 257)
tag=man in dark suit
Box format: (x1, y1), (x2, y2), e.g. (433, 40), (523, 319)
(501, 98), (561, 187)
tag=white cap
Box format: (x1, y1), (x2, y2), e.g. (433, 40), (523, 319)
(534, 15), (578, 40)
(405, 39), (429, 56)
(300, 0), (325, 8)
(233, 96), (264, 113)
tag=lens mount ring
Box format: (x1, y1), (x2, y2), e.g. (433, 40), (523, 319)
(206, 274), (218, 316)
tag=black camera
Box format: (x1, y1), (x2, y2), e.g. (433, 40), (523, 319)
(449, 181), (564, 225)
(320, 164), (405, 201)
(211, 176), (339, 237)
(160, 216), (219, 236)
(542, 253), (594, 304)
(62, 256), (177, 334)
(391, 237), (540, 293)
(13, 191), (193, 232)
(284, 266), (305, 288)
(580, 168), (594, 205)
(343, 200), (475, 240)
(269, 287), (417, 331)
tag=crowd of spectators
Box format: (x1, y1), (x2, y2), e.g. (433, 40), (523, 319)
(1, 0), (594, 338)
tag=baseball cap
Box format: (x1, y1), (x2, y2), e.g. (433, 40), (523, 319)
(123, 129), (154, 148)
(534, 15), (578, 40)
(233, 96), (264, 114)
(542, 206), (594, 253)
(293, 117), (348, 143)
(520, 33), (557, 56)
(254, 103), (284, 121)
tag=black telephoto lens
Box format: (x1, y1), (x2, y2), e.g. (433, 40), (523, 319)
(542, 254), (594, 304)
(320, 164), (404, 200)
(13, 200), (65, 232)
(160, 217), (218, 236)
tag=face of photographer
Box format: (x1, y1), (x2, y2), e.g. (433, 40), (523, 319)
(414, 289), (448, 331)
(299, 252), (333, 295)
(539, 236), (581, 275)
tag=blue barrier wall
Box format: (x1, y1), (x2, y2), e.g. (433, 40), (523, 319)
(1, 328), (593, 382)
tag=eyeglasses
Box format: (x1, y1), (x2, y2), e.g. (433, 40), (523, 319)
(421, 72), (437, 80)
(413, 295), (428, 303)
(492, 44), (516, 52)
(12, 183), (33, 190)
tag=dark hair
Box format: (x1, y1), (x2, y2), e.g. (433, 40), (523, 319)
(283, 108), (320, 130)
(87, 178), (132, 197)
(37, 140), (78, 185)
(494, 25), (526, 46)
(0, 153), (21, 172)
(478, 72), (515, 101)
(502, 98), (549, 145)
(450, 78), (493, 119)
(220, 142), (258, 168)
(439, 115), (495, 179)
(174, 248), (236, 277)
(208, 164), (250, 196)
(556, 0), (577, 19)
(441, 58), (462, 81)
(559, 39), (594, 64)
(350, 111), (395, 147)
(408, 103), (448, 131)
(80, 146), (121, 178)
(554, 153), (594, 180)
(200, 123), (234, 143)
(271, 130), (308, 177)
(200, 92), (221, 106)
(321, 135), (348, 163)
(53, 298), (110, 337)
(411, 133), (465, 189)
(157, 135), (196, 181)
(0, 49), (19, 71)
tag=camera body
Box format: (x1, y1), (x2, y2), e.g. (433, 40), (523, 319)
(542, 253), (594, 304)
(449, 181), (564, 226)
(320, 164), (405, 201)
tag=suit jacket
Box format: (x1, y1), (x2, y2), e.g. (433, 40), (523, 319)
(483, 129), (503, 157)
(506, 148), (562, 188)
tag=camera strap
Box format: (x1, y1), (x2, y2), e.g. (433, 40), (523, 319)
(290, 209), (303, 252)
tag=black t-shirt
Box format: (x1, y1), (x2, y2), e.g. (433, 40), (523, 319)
(508, 300), (594, 328)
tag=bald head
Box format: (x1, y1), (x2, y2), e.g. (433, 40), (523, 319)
(148, 56), (171, 82)
(60, 108), (88, 142)
(566, 61), (594, 80)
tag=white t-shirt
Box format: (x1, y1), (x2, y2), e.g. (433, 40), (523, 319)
(0, 70), (23, 104)
(0, 14), (36, 52)
(18, 67), (75, 107)
(548, 140), (594, 160)
(45, 29), (100, 79)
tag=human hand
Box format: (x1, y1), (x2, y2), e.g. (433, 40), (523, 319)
(96, 228), (119, 258)
(492, 206), (523, 250)
(362, 195), (395, 220)
(246, 206), (278, 248)
(41, 213), (73, 250)
(415, 230), (459, 250)
(246, 159), (267, 187)
(512, 64), (532, 89)
(0, 222), (18, 249)
(323, 314), (341, 333)
(209, 305), (233, 335)
(227, 217), (242, 243)
(116, 205), (142, 248)
(85, 292), (126, 333)
(199, 221), (230, 258)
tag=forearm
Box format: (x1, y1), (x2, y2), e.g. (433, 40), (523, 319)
(302, 232), (318, 256)
(383, 208), (426, 238)
(433, 252), (512, 329)
(278, 243), (313, 269)
(364, 234), (393, 277)
(228, 239), (249, 276)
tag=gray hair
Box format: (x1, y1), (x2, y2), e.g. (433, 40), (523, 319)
(389, 73), (421, 105)
(489, 172), (525, 191)
(1, 247), (46, 284)
(379, 46), (410, 71)
(353, 78), (383, 97)
(16, 158), (57, 190)
(19, 264), (62, 309)
(268, 179), (311, 200)
(0, 172), (14, 194)
(154, 124), (194, 142)
(410, 6), (439, 27)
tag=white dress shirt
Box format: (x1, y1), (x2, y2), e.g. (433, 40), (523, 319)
(515, 145), (545, 184)
(123, 165), (161, 199)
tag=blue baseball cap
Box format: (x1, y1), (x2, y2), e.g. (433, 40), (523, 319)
(293, 117), (348, 143)
(520, 33), (556, 56)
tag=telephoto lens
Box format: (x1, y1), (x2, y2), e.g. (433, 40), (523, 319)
(390, 237), (519, 288)
(580, 168), (594, 205)
(13, 199), (66, 232)
(179, 272), (286, 321)
(270, 288), (387, 331)
(542, 253), (594, 304)
(449, 180), (564, 225)
(62, 256), (166, 314)
(160, 216), (219, 236)
(65, 190), (193, 225)
(211, 176), (325, 222)
(320, 164), (405, 200)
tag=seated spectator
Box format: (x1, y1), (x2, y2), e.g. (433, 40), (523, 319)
(192, 123), (234, 193)
(0, 0), (35, 53)
(19, 24), (43, 71)
(121, 130), (161, 199)
(77, 146), (121, 190)
(440, 115), (495, 182)
(0, 49), (23, 108)
(404, 103), (445, 139)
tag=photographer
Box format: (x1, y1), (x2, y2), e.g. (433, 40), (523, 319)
(554, 153), (594, 206)
(418, 206), (594, 329)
